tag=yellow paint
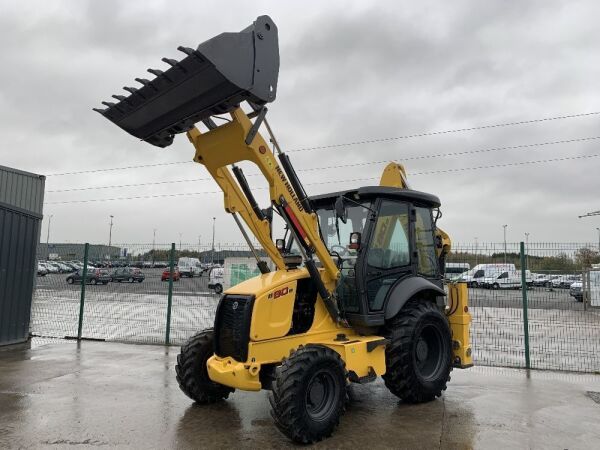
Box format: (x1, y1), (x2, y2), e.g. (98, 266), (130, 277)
(187, 109), (339, 280)
(447, 283), (473, 368)
(207, 332), (387, 391)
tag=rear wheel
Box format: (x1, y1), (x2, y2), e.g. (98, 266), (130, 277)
(67, 277), (74, 284)
(492, 283), (500, 290)
(214, 284), (223, 294)
(90, 278), (97, 285)
(269, 345), (346, 444)
(175, 329), (233, 404)
(128, 277), (134, 283)
(383, 300), (452, 403)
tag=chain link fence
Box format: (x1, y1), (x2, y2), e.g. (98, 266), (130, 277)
(31, 241), (600, 373)
(446, 242), (600, 373)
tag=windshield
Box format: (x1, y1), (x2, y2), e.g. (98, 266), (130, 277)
(316, 202), (370, 257)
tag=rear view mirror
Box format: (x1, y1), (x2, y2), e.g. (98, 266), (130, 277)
(334, 196), (347, 224)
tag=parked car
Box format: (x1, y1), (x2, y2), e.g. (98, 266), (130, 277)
(207, 267), (224, 294)
(110, 267), (145, 283)
(161, 267), (181, 282)
(551, 274), (581, 289)
(66, 268), (111, 285)
(569, 281), (583, 302)
(37, 263), (48, 276)
(44, 262), (61, 274)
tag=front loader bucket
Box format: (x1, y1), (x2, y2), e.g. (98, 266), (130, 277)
(94, 15), (279, 147)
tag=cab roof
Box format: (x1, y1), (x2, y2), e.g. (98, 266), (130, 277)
(309, 186), (441, 208)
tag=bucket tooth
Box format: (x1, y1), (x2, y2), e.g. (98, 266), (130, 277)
(147, 68), (163, 77)
(161, 57), (178, 66)
(102, 101), (116, 108)
(177, 46), (196, 56)
(112, 95), (127, 101)
(123, 86), (138, 94)
(93, 107), (107, 114)
(135, 77), (151, 86)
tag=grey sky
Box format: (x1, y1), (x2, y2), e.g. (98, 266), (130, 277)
(1, 0), (599, 246)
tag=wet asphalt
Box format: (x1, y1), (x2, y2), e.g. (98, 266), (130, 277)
(1, 340), (599, 449)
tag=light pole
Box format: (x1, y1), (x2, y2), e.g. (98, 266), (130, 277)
(474, 237), (478, 266)
(152, 229), (157, 266)
(503, 224), (508, 264)
(596, 228), (600, 254)
(46, 214), (53, 260)
(211, 217), (216, 264)
(525, 232), (530, 270)
(198, 235), (201, 258)
(179, 233), (183, 252)
(108, 215), (114, 259)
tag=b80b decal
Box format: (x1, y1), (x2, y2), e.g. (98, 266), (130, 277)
(268, 286), (293, 299)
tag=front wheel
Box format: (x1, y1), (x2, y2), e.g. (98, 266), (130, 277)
(175, 329), (233, 404)
(90, 278), (97, 285)
(269, 345), (347, 444)
(383, 300), (452, 403)
(214, 284), (223, 294)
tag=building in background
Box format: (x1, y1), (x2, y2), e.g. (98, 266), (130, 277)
(0, 165), (45, 346)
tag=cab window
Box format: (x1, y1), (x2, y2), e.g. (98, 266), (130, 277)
(367, 200), (410, 269)
(414, 207), (438, 277)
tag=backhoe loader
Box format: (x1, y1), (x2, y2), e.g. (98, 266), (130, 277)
(94, 16), (472, 444)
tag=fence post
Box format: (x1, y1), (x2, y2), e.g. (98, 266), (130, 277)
(77, 243), (89, 340)
(165, 243), (175, 345)
(519, 241), (531, 369)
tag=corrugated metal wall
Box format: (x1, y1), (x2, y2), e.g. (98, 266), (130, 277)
(0, 166), (45, 346)
(0, 165), (45, 215)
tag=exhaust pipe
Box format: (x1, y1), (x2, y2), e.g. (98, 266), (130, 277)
(94, 16), (279, 147)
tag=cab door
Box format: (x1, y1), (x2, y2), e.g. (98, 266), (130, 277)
(361, 199), (413, 314)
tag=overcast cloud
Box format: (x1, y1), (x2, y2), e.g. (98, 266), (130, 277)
(1, 0), (599, 247)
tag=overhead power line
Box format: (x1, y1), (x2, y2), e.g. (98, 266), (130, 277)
(46, 135), (600, 193)
(287, 111), (600, 153)
(45, 153), (600, 204)
(578, 210), (600, 219)
(44, 110), (600, 177)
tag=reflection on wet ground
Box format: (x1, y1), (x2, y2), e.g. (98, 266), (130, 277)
(1, 340), (599, 449)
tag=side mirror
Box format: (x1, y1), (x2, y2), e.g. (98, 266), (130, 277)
(349, 232), (361, 250)
(275, 238), (286, 253)
(334, 196), (347, 224)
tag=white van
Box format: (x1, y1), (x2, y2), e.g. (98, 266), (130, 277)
(178, 257), (202, 278)
(444, 262), (470, 281)
(458, 264), (516, 287)
(208, 257), (273, 294)
(481, 270), (522, 289)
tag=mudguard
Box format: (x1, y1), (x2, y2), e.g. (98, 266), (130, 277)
(384, 276), (446, 320)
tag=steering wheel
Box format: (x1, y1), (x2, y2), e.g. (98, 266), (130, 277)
(330, 245), (349, 256)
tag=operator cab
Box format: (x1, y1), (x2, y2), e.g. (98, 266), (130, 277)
(309, 186), (444, 328)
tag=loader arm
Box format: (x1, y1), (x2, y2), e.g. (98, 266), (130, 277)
(187, 108), (340, 287)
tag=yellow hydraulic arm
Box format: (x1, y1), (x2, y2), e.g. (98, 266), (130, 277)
(186, 108), (342, 318)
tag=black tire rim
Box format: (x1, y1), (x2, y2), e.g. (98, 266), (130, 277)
(415, 324), (445, 381)
(305, 370), (338, 421)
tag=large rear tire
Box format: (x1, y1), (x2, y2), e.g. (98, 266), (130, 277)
(269, 345), (346, 444)
(175, 329), (233, 404)
(383, 300), (452, 403)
